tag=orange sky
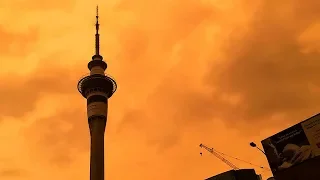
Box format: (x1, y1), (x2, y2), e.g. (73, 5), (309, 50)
(0, 0), (320, 179)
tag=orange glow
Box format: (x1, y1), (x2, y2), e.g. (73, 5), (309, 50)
(1, 0), (319, 179)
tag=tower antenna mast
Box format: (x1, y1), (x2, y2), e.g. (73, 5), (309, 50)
(95, 5), (100, 56)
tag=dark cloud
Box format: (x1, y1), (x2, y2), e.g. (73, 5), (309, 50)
(1, 0), (76, 12)
(0, 25), (79, 119)
(119, 0), (320, 151)
(23, 108), (89, 166)
(115, 0), (215, 64)
(208, 0), (320, 123)
(0, 168), (26, 177)
(0, 26), (39, 57)
(0, 61), (83, 118)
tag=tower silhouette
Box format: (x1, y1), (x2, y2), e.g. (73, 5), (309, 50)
(77, 6), (117, 180)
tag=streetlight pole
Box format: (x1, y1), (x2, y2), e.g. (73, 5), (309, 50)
(250, 142), (275, 179)
(250, 142), (266, 155)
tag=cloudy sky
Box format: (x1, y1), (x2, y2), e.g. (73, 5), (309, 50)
(0, 0), (320, 179)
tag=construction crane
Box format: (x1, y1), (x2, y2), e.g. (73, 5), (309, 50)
(200, 143), (240, 170)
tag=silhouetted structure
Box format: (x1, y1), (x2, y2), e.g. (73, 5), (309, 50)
(205, 169), (262, 180)
(272, 151), (320, 180)
(267, 177), (275, 180)
(77, 6), (117, 180)
(261, 113), (320, 180)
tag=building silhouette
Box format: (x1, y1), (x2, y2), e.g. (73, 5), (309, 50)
(267, 177), (275, 180)
(261, 113), (320, 180)
(205, 169), (262, 180)
(77, 6), (117, 180)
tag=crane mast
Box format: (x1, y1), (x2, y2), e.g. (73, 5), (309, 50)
(200, 143), (239, 170)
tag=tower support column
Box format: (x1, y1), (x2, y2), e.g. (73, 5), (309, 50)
(89, 117), (106, 180)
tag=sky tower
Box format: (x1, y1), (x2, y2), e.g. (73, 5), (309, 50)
(77, 6), (117, 180)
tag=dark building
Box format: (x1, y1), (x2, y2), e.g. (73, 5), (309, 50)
(77, 6), (117, 180)
(274, 155), (320, 180)
(261, 113), (320, 180)
(205, 169), (262, 180)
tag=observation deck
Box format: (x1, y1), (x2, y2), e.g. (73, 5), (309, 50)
(77, 73), (117, 99)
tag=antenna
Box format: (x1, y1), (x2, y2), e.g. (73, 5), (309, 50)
(95, 5), (100, 56)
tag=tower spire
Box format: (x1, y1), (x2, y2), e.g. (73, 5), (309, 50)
(95, 5), (100, 56)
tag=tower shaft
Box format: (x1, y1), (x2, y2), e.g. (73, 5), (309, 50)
(86, 88), (109, 180)
(89, 117), (107, 180)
